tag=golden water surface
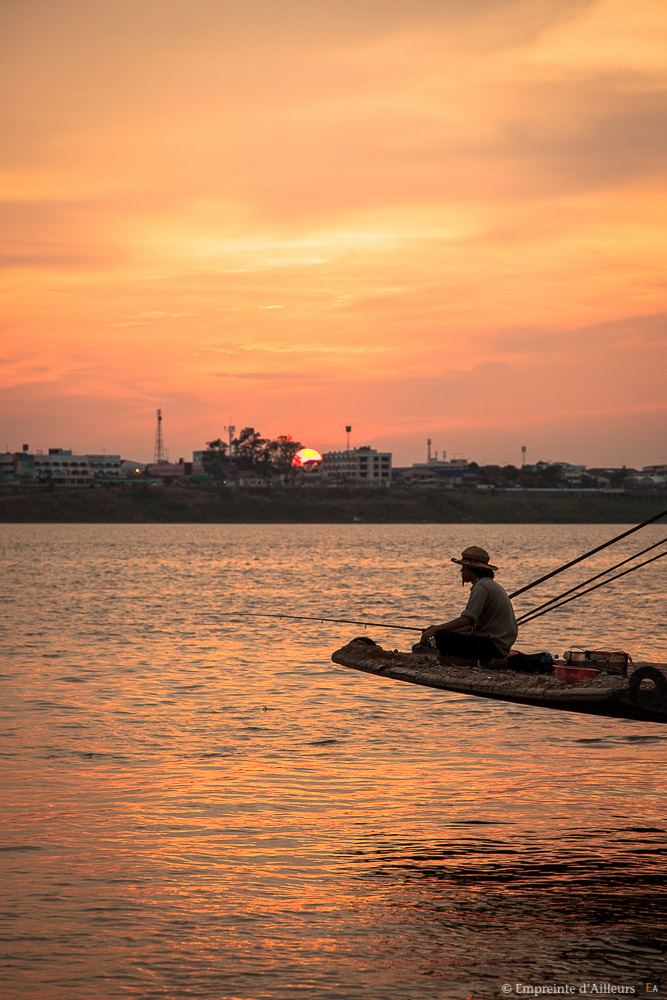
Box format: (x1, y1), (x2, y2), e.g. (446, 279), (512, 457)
(1, 523), (665, 1000)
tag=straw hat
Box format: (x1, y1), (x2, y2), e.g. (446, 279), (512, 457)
(451, 545), (498, 571)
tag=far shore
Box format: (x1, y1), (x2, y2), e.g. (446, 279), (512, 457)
(0, 484), (664, 524)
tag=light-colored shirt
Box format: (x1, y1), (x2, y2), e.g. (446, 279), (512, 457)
(462, 578), (518, 656)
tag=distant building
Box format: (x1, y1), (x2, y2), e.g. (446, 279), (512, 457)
(319, 446), (392, 486)
(533, 461), (586, 486)
(0, 447), (124, 487)
(0, 452), (21, 483)
(394, 455), (478, 488)
(626, 464), (666, 490)
(639, 464), (667, 487)
(586, 467), (640, 489)
(146, 460), (205, 479)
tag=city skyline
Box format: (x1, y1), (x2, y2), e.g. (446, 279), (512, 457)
(3, 426), (663, 472)
(2, 1), (666, 470)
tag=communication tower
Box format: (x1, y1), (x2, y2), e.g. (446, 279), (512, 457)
(521, 445), (527, 467)
(225, 423), (236, 462)
(345, 425), (352, 451)
(154, 409), (166, 464)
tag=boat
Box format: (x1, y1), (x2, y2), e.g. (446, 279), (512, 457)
(331, 637), (667, 723)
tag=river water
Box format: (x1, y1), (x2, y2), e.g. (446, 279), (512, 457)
(1, 523), (665, 1000)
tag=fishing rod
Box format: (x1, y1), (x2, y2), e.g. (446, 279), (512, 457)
(208, 521), (667, 635)
(515, 537), (667, 624)
(509, 508), (667, 599)
(225, 612), (424, 632)
(517, 548), (667, 626)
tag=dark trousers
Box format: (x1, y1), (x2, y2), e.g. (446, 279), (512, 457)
(434, 629), (504, 662)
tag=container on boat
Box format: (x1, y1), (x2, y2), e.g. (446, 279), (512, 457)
(555, 665), (600, 684)
(563, 649), (629, 676)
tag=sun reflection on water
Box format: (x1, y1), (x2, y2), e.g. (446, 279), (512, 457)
(1, 523), (665, 999)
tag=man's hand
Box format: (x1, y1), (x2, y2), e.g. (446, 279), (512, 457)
(420, 625), (438, 644)
(420, 615), (474, 644)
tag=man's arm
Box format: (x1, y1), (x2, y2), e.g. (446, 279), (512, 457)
(420, 615), (473, 644)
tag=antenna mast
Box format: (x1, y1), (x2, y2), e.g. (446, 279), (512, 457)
(154, 409), (166, 463)
(225, 422), (236, 463)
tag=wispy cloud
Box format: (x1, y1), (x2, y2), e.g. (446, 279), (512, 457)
(198, 342), (394, 355)
(211, 371), (329, 382)
(109, 311), (194, 328)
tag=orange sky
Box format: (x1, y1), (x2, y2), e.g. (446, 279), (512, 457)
(2, 0), (666, 467)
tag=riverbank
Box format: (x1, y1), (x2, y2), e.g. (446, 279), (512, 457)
(0, 484), (664, 523)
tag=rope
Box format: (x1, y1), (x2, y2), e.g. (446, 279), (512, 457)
(516, 538), (667, 624)
(517, 549), (667, 626)
(509, 508), (667, 599)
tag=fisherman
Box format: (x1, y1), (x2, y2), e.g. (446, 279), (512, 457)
(420, 546), (518, 663)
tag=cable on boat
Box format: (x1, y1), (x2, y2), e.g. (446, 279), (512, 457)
(517, 548), (667, 626)
(515, 537), (667, 624)
(509, 508), (667, 599)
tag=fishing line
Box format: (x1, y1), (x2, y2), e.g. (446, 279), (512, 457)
(211, 612), (425, 632)
(202, 518), (667, 636)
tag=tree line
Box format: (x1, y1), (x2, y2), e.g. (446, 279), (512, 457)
(202, 428), (304, 479)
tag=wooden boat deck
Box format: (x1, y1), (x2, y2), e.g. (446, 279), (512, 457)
(331, 638), (667, 723)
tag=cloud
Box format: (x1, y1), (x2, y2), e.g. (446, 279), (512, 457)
(490, 312), (667, 358)
(199, 342), (394, 356)
(211, 371), (327, 382)
(0, 251), (105, 269)
(109, 310), (195, 328)
(2, 0), (666, 468)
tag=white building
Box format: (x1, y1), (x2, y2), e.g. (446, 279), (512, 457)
(0, 452), (19, 483)
(0, 448), (124, 487)
(319, 446), (392, 486)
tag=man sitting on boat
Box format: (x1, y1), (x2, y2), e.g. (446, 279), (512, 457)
(420, 546), (518, 664)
